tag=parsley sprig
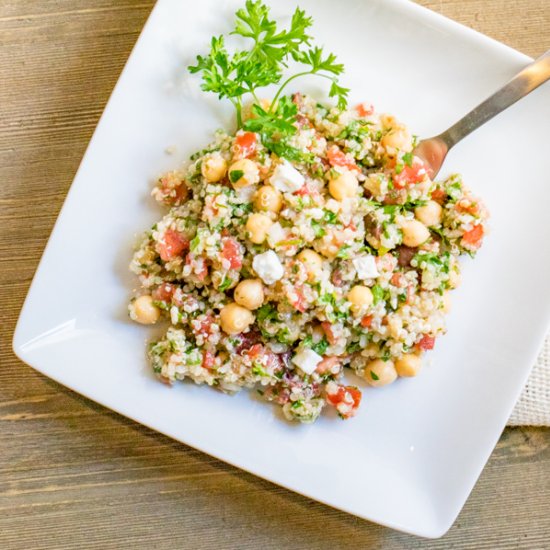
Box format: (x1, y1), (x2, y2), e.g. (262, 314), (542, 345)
(189, 0), (349, 133)
(243, 95), (312, 162)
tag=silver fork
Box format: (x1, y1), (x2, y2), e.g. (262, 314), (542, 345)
(414, 49), (550, 179)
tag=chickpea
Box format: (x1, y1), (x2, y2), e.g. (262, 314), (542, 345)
(381, 126), (413, 154)
(401, 219), (430, 247)
(132, 295), (161, 325)
(254, 185), (283, 213)
(347, 285), (374, 316)
(328, 170), (359, 201)
(380, 114), (397, 129)
(246, 213), (273, 244)
(296, 249), (323, 282)
(442, 291), (452, 313)
(201, 153), (227, 183)
(220, 302), (255, 335)
(364, 359), (398, 387)
(228, 158), (260, 188)
(395, 353), (422, 377)
(234, 279), (264, 310)
(415, 200), (443, 227)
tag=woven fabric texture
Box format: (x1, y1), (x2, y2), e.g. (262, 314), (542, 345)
(508, 335), (550, 426)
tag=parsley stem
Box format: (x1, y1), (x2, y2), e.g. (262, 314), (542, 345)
(250, 89), (260, 104)
(234, 100), (243, 128)
(271, 71), (336, 110)
(271, 71), (312, 109)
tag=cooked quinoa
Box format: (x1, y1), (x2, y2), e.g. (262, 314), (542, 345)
(129, 93), (489, 423)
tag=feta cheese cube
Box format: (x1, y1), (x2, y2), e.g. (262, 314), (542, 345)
(292, 348), (323, 375)
(353, 255), (379, 280)
(252, 250), (284, 285)
(267, 222), (286, 248)
(270, 159), (305, 193)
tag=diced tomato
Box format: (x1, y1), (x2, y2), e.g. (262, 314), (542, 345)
(202, 350), (215, 371)
(221, 237), (243, 270)
(290, 287), (307, 313)
(152, 283), (176, 303)
(157, 176), (189, 206)
(431, 188), (447, 203)
(321, 322), (337, 345)
(392, 158), (427, 189)
(345, 220), (357, 231)
(244, 343), (263, 360)
(316, 356), (340, 374)
(186, 254), (209, 281)
(417, 334), (436, 351)
(327, 145), (358, 171)
(294, 182), (312, 196)
(234, 132), (257, 158)
(193, 314), (214, 339)
(355, 102), (374, 117)
(462, 224), (484, 248)
(326, 384), (362, 419)
(390, 273), (405, 287)
(457, 199), (480, 215)
(360, 315), (373, 328)
(157, 229), (189, 262)
(195, 260), (208, 281)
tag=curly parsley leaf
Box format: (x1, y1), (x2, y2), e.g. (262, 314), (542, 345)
(233, 2), (313, 64)
(189, 0), (348, 127)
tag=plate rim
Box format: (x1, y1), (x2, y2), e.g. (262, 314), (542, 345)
(12, 0), (547, 539)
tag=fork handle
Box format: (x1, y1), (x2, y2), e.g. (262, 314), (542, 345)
(438, 49), (550, 148)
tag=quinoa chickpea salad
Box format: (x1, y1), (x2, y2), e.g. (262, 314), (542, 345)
(128, 2), (489, 423)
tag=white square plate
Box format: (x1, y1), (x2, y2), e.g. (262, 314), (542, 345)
(13, 0), (550, 538)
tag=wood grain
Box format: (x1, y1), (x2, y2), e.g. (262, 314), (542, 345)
(1, 1), (549, 548)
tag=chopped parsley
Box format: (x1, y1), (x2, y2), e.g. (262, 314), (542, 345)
(218, 275), (233, 292)
(402, 151), (413, 166)
(336, 245), (352, 259)
(312, 338), (329, 355)
(229, 169), (244, 183)
(256, 303), (277, 322)
(311, 219), (326, 238)
(371, 284), (386, 305)
(323, 210), (339, 224)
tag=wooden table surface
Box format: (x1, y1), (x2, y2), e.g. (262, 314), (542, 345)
(1, 1), (549, 548)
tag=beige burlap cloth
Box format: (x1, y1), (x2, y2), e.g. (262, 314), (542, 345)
(508, 335), (550, 426)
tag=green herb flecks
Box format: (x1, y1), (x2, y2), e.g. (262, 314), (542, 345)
(218, 275), (233, 292)
(371, 284), (387, 305)
(229, 169), (245, 183)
